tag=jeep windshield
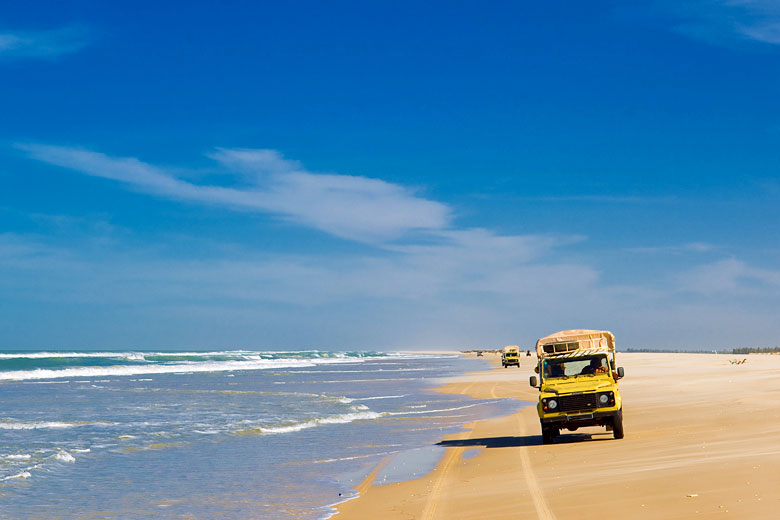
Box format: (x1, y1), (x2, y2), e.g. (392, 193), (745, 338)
(542, 355), (609, 379)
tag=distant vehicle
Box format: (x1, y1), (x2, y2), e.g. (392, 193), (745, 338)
(501, 345), (520, 368)
(529, 330), (625, 444)
(476, 351), (483, 357)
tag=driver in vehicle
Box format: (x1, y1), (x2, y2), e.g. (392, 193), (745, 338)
(580, 357), (608, 375)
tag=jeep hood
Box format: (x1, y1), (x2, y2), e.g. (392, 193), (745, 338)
(542, 376), (614, 395)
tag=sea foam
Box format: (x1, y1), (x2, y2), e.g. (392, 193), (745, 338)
(245, 411), (383, 435)
(1, 471), (31, 481)
(384, 401), (500, 416)
(0, 420), (78, 430)
(4, 454), (32, 460)
(0, 357), (364, 381)
(53, 450), (76, 463)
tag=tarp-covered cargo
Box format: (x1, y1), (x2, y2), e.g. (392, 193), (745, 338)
(535, 329), (615, 358)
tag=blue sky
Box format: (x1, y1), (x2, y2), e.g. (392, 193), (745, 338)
(1, 1), (779, 350)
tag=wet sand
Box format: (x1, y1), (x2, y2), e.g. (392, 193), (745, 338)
(333, 352), (780, 519)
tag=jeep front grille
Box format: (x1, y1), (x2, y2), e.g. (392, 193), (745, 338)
(558, 394), (598, 412)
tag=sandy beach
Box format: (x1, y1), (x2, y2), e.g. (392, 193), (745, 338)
(334, 352), (780, 519)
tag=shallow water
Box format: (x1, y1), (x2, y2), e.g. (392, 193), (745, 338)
(0, 351), (518, 519)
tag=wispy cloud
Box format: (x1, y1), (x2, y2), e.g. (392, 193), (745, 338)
(472, 193), (677, 204)
(678, 257), (780, 295)
(18, 144), (780, 348)
(0, 226), (600, 349)
(5, 216), (780, 349)
(624, 242), (715, 254)
(9, 144), (597, 311)
(17, 144), (450, 244)
(725, 0), (780, 44)
(658, 0), (780, 46)
(0, 26), (89, 58)
(8, 225), (780, 349)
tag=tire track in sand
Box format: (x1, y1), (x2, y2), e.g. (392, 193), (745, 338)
(516, 414), (557, 520)
(418, 382), (496, 519)
(422, 382), (555, 520)
(499, 380), (556, 519)
(419, 443), (462, 520)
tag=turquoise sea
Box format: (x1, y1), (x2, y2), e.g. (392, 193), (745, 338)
(0, 350), (514, 519)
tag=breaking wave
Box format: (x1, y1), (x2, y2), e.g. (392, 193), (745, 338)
(237, 410), (383, 435)
(0, 419), (80, 430)
(0, 350), (429, 381)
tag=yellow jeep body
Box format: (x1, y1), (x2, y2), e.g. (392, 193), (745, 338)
(501, 345), (520, 367)
(530, 330), (625, 443)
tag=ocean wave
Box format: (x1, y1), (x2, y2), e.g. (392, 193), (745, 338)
(4, 454), (32, 460)
(312, 450), (401, 464)
(316, 378), (419, 384)
(1, 471), (31, 481)
(0, 357), (367, 381)
(0, 349), (431, 381)
(0, 350), (255, 360)
(0, 420), (80, 430)
(0, 352), (137, 359)
(384, 401), (499, 416)
(347, 395), (407, 402)
(287, 368), (429, 374)
(237, 411), (383, 435)
(0, 349), (392, 361)
(53, 450), (75, 463)
(384, 352), (460, 359)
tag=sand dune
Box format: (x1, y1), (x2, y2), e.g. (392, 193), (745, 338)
(334, 352), (780, 519)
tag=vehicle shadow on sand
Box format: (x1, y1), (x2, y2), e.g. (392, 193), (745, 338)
(437, 432), (612, 448)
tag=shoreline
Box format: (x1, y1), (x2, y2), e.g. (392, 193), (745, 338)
(333, 352), (780, 519)
(320, 353), (517, 519)
(0, 351), (500, 520)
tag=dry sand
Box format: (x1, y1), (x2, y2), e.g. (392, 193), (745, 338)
(334, 352), (780, 519)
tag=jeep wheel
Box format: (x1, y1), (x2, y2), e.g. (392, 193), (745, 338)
(541, 425), (556, 444)
(612, 410), (624, 439)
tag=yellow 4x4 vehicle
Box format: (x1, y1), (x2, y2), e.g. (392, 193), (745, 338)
(529, 330), (625, 444)
(501, 345), (520, 368)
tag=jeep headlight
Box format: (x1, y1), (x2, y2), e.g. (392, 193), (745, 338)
(597, 392), (615, 407)
(547, 399), (558, 410)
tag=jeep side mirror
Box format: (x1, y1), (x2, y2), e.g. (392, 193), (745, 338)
(530, 376), (538, 387)
(617, 366), (625, 378)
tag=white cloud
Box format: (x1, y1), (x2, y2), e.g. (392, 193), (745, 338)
(0, 227), (601, 349)
(208, 148), (302, 178)
(15, 143), (604, 325)
(658, 0), (780, 46)
(18, 143), (451, 244)
(6, 225), (780, 349)
(729, 0), (780, 44)
(0, 26), (89, 58)
(19, 144), (780, 349)
(14, 143), (597, 312)
(0, 233), (48, 260)
(678, 258), (780, 295)
(624, 242), (715, 254)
